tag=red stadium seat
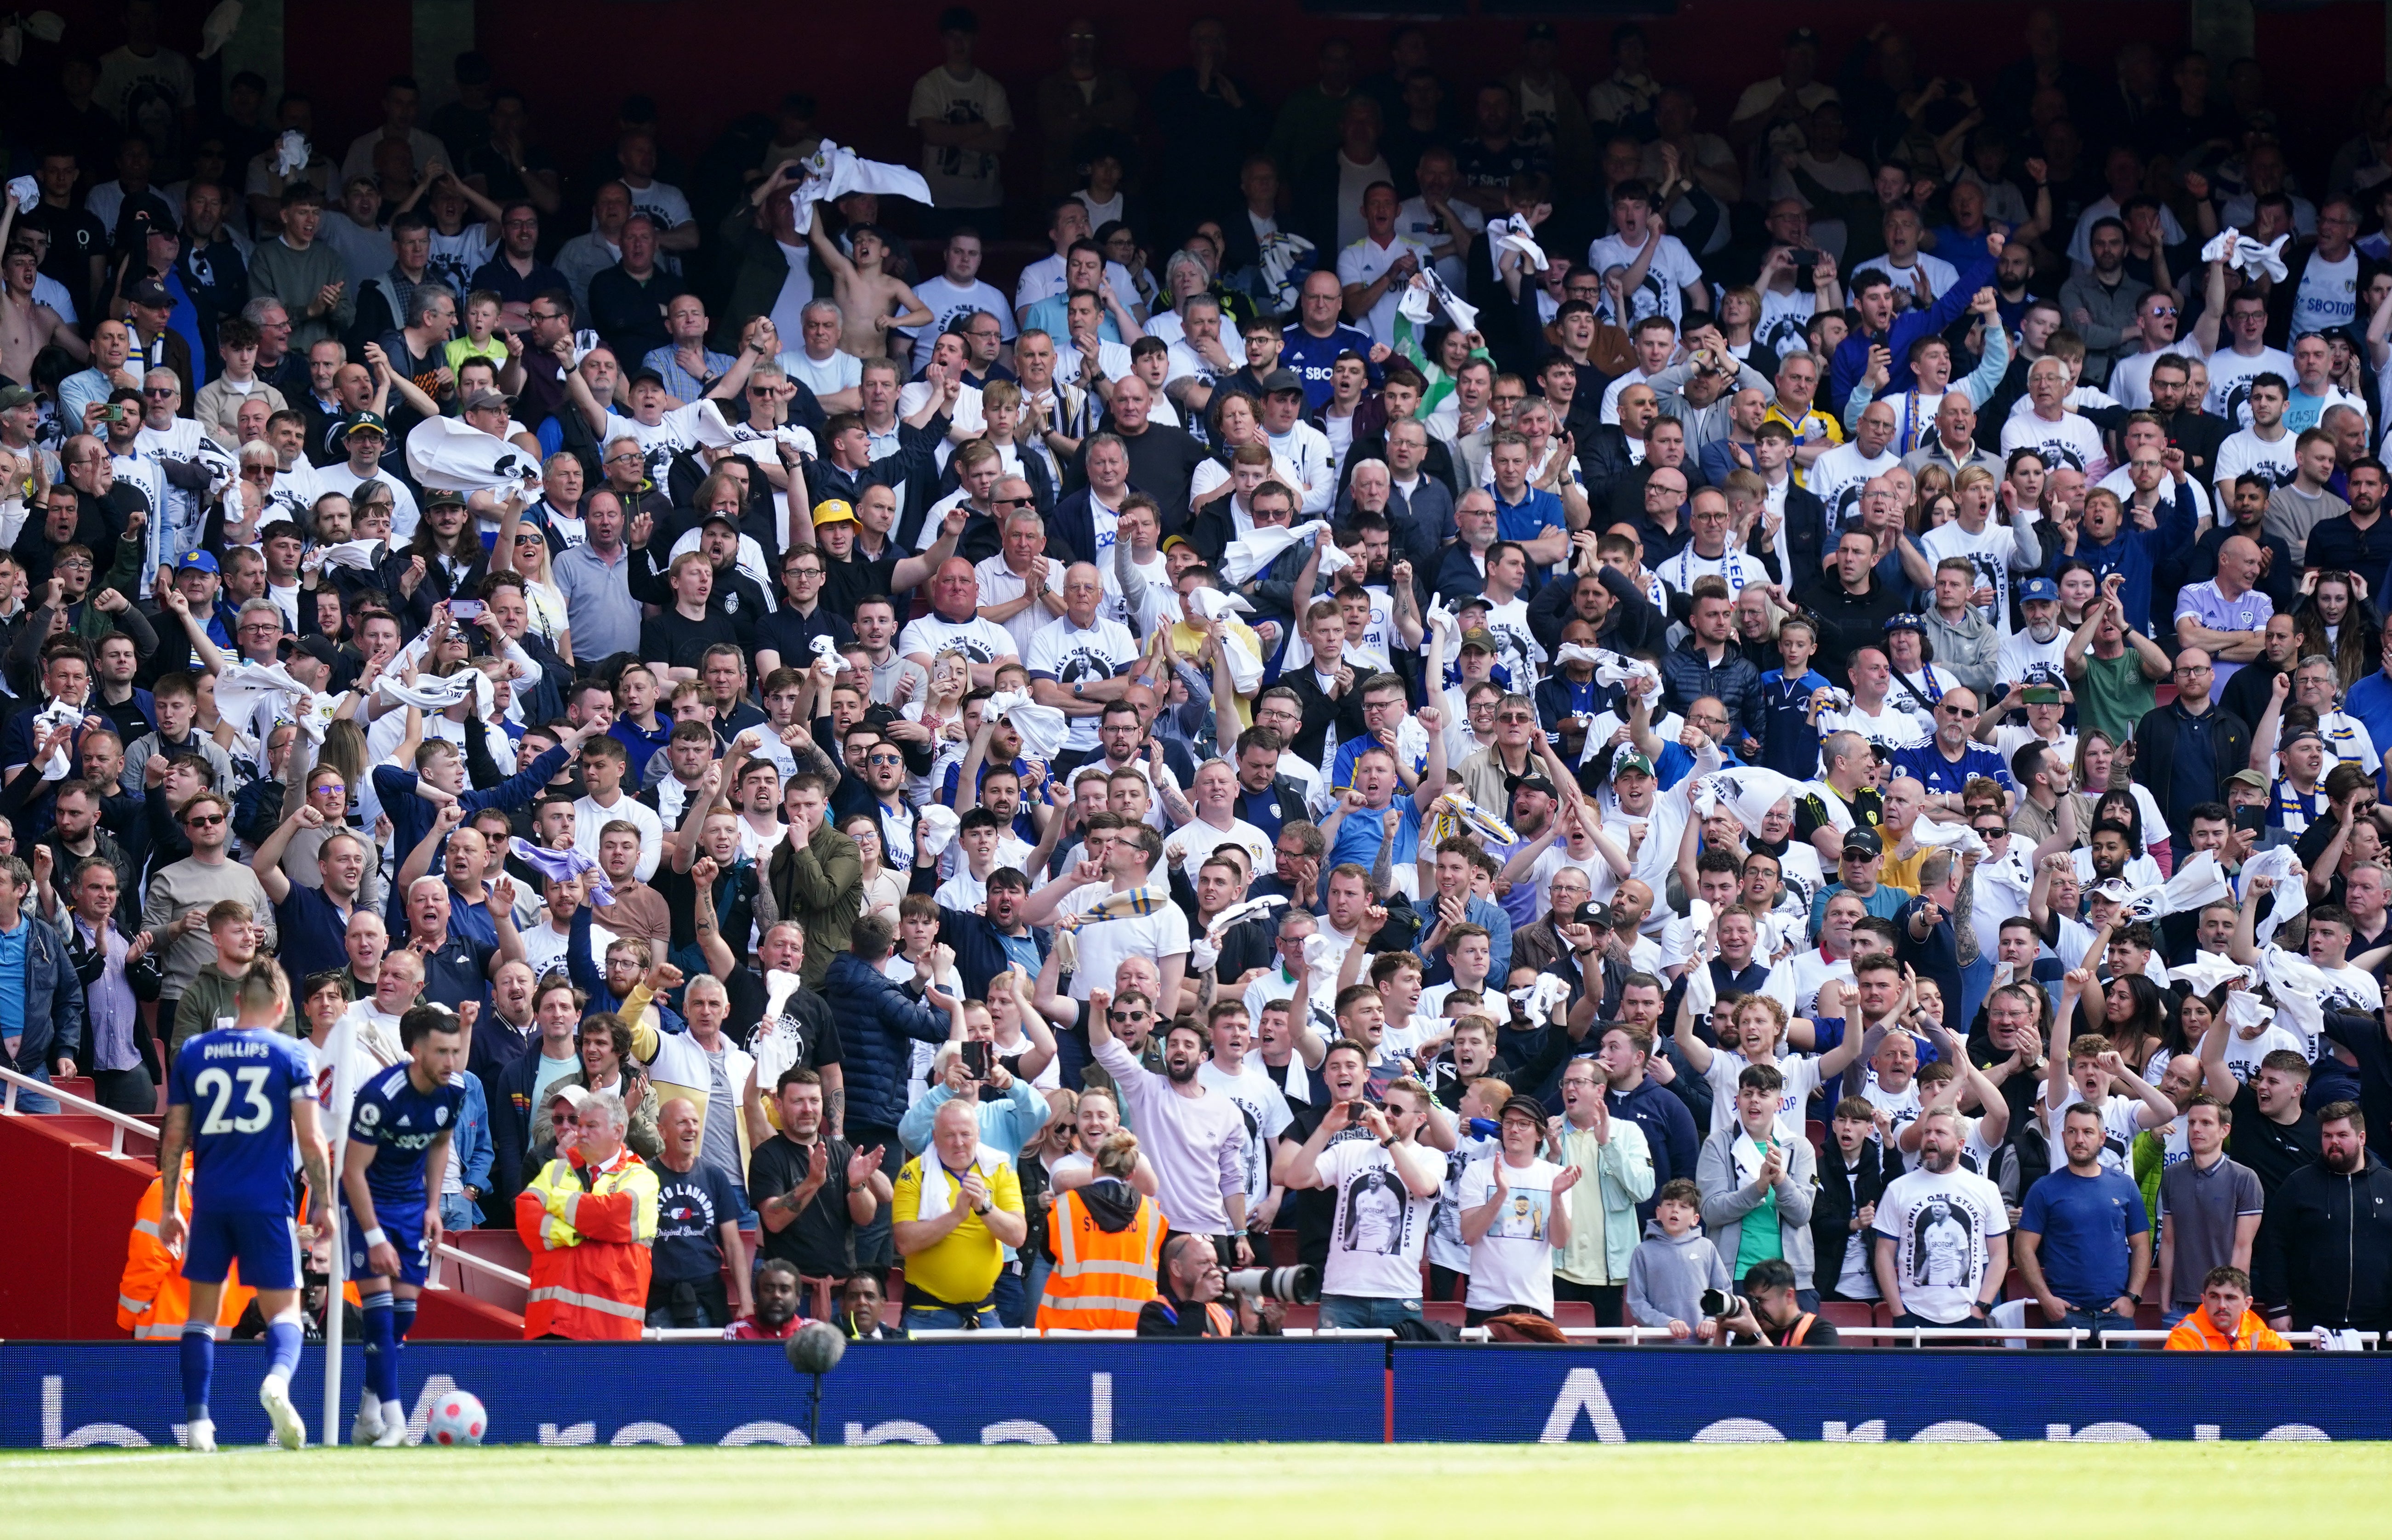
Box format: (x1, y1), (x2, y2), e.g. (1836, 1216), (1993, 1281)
(1552, 1300), (1595, 1328)
(1817, 1300), (1878, 1332)
(1804, 1120), (1827, 1158)
(1280, 1304), (1320, 1329)
(1267, 1229), (1299, 1265)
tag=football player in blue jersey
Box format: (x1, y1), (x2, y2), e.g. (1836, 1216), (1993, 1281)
(156, 962), (328, 1454)
(340, 1003), (468, 1447)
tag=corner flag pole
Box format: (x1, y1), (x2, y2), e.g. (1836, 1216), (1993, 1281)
(319, 1010), (361, 1448)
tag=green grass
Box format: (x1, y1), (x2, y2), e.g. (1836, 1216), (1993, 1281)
(1, 1444), (2386, 1537)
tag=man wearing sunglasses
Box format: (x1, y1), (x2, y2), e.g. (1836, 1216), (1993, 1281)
(137, 789), (278, 1051)
(1892, 686), (2012, 811)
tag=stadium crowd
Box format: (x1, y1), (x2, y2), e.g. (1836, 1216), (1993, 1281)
(6, 3), (2392, 1356)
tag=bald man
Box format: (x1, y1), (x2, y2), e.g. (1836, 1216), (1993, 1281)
(2172, 536), (2274, 691)
(1027, 559), (1142, 760)
(899, 555), (1022, 687)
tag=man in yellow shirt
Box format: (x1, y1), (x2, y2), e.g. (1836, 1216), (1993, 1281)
(1763, 352), (1842, 487)
(892, 1099), (1028, 1329)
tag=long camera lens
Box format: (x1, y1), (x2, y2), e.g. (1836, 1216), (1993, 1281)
(1224, 1264), (1321, 1305)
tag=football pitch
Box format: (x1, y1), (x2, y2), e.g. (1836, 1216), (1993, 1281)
(2, 1443), (2385, 1537)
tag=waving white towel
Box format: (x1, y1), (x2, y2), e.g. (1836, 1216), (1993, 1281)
(405, 416), (540, 495)
(214, 661), (314, 742)
(1487, 216), (1550, 274)
(1691, 767), (1801, 837)
(787, 140), (935, 233)
(1908, 820), (1991, 858)
(1218, 524), (1307, 586)
(199, 1), (242, 58)
(986, 690), (1068, 761)
(915, 804), (961, 860)
(2170, 953), (2253, 996)
(2243, 846), (2309, 943)
(5, 176), (35, 212)
(1187, 586), (1253, 621)
(315, 537), (384, 573)
(1591, 648), (1661, 690)
(1508, 973), (1573, 1027)
(1205, 893), (1288, 943)
(2200, 226), (2290, 283)
(274, 129), (311, 177)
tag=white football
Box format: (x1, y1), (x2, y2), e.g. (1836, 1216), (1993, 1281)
(424, 1390), (488, 1447)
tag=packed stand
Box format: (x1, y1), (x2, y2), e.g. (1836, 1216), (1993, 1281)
(8, 4), (2392, 1354)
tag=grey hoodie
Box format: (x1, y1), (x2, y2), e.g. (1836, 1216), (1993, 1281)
(1626, 1218), (1732, 1335)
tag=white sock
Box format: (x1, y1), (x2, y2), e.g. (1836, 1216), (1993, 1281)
(358, 1390), (381, 1420)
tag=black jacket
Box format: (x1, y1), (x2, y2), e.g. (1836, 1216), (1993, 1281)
(2130, 698), (2253, 834)
(1812, 1137), (1895, 1296)
(1792, 571), (1909, 687)
(818, 950), (952, 1135)
(2254, 1152), (2392, 1331)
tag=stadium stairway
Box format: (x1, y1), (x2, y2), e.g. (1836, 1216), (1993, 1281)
(0, 1084), (521, 1341)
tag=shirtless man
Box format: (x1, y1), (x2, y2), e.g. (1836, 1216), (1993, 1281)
(0, 223), (88, 384)
(805, 199), (933, 363)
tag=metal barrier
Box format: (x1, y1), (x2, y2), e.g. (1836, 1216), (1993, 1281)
(427, 1242), (530, 1292)
(0, 1067), (159, 1160)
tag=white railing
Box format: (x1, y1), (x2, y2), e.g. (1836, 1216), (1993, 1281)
(427, 1241), (530, 1291)
(1449, 1323), (2381, 1349)
(0, 1066), (160, 1159)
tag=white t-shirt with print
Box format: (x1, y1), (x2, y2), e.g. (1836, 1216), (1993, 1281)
(1459, 1155), (1565, 1313)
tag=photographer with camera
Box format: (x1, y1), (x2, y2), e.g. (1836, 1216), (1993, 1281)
(1136, 1232), (1282, 1337)
(1278, 1077), (1445, 1329)
(1711, 1259), (1841, 1346)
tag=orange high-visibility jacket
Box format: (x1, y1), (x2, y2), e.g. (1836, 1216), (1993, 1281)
(2165, 1308), (2291, 1351)
(1036, 1184), (1165, 1331)
(120, 1158), (254, 1341)
(514, 1146), (659, 1340)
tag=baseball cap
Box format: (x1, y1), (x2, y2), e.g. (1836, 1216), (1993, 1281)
(1507, 774), (1559, 799)
(1842, 827), (1884, 858)
(425, 487), (468, 511)
(336, 411), (388, 440)
(1884, 613), (1926, 635)
(2281, 728), (2327, 753)
(0, 385), (34, 411)
(1459, 627), (1498, 653)
(701, 510), (740, 535)
(548, 1084), (594, 1113)
(1498, 1094), (1548, 1127)
(461, 388), (509, 413)
(1261, 368), (1306, 396)
(2019, 577), (2060, 604)
(812, 498), (858, 528)
(626, 365), (666, 389)
(1159, 532), (1193, 554)
(291, 634), (340, 669)
(177, 550), (220, 575)
(1613, 751), (1656, 780)
(2226, 768), (2270, 791)
(126, 276), (172, 308)
(2087, 878), (2138, 904)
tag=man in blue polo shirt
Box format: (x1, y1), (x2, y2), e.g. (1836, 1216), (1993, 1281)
(1279, 269), (1380, 409)
(1893, 684), (2012, 807)
(251, 802), (371, 983)
(1486, 431), (1569, 570)
(398, 873), (525, 1010)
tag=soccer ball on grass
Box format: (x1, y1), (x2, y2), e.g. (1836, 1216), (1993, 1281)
(423, 1390), (488, 1446)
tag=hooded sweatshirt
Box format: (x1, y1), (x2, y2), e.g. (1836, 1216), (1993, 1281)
(1626, 1217), (1732, 1335)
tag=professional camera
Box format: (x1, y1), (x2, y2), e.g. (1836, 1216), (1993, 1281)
(1699, 1288), (1742, 1320)
(1225, 1264), (1321, 1305)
